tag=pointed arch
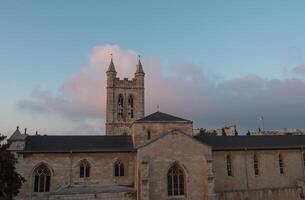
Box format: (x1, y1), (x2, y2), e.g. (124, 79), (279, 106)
(33, 164), (51, 193)
(303, 152), (305, 168)
(279, 153), (284, 174)
(167, 163), (185, 196)
(114, 160), (124, 177)
(253, 154), (259, 175)
(226, 154), (233, 176)
(128, 95), (134, 119)
(118, 94), (124, 120)
(79, 159), (91, 178)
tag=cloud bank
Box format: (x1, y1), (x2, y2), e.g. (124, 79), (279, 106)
(17, 44), (305, 133)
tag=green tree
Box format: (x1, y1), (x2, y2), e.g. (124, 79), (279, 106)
(0, 135), (25, 200)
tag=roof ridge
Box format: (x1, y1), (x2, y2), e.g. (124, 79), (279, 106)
(136, 111), (191, 122)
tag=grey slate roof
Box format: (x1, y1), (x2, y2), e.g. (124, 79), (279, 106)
(136, 111), (191, 122)
(195, 135), (305, 151)
(20, 135), (134, 153)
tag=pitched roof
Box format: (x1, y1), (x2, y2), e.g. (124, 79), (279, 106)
(195, 135), (305, 151)
(8, 126), (27, 141)
(20, 135), (134, 153)
(136, 111), (191, 122)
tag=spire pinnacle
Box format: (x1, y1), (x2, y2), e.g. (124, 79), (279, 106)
(136, 55), (144, 74)
(107, 54), (116, 73)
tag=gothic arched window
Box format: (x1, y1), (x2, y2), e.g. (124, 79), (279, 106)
(33, 164), (51, 193)
(254, 154), (259, 175)
(279, 153), (284, 174)
(128, 95), (134, 119)
(114, 161), (124, 177)
(226, 155), (233, 176)
(167, 164), (185, 196)
(79, 160), (90, 178)
(118, 95), (124, 120)
(147, 130), (151, 140)
(303, 152), (305, 168)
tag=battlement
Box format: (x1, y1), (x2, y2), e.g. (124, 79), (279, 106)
(114, 77), (137, 88)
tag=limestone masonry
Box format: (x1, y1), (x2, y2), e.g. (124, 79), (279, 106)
(8, 58), (305, 200)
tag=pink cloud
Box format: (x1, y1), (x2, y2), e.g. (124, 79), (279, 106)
(17, 44), (305, 133)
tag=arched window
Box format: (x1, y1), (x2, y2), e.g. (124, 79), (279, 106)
(128, 95), (134, 119)
(167, 164), (185, 196)
(279, 153), (284, 174)
(114, 161), (124, 177)
(303, 152), (305, 168)
(33, 164), (51, 193)
(226, 155), (233, 176)
(254, 154), (259, 175)
(118, 95), (124, 120)
(79, 160), (90, 178)
(147, 130), (151, 140)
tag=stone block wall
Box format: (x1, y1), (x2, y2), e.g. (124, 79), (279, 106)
(15, 152), (135, 200)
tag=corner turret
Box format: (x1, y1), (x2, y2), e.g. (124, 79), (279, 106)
(8, 126), (27, 154)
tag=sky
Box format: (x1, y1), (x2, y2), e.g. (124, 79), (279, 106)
(1, 1), (305, 136)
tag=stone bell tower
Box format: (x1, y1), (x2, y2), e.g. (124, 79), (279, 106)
(105, 56), (145, 135)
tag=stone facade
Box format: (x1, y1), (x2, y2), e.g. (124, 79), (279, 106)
(106, 58), (144, 135)
(136, 130), (215, 200)
(15, 152), (135, 200)
(8, 59), (305, 200)
(212, 149), (305, 200)
(131, 121), (193, 147)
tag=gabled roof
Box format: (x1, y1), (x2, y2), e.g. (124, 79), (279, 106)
(8, 127), (27, 141)
(20, 135), (134, 153)
(195, 135), (305, 151)
(137, 129), (205, 149)
(136, 111), (191, 122)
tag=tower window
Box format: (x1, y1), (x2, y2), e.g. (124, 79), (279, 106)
(128, 95), (134, 119)
(33, 164), (51, 193)
(79, 160), (90, 178)
(254, 154), (259, 175)
(226, 155), (233, 176)
(114, 161), (124, 177)
(279, 153), (284, 174)
(118, 95), (124, 120)
(167, 164), (185, 196)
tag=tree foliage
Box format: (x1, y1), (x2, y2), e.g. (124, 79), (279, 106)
(0, 135), (25, 200)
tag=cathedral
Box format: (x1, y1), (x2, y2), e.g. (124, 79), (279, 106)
(8, 58), (305, 200)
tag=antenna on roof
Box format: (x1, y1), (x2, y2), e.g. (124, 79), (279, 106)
(259, 116), (265, 131)
(157, 104), (159, 112)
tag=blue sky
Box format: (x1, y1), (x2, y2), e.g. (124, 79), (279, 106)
(1, 1), (305, 135)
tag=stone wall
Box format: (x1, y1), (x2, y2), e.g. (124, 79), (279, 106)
(137, 130), (215, 200)
(106, 70), (144, 136)
(15, 152), (135, 200)
(131, 121), (193, 147)
(215, 187), (301, 200)
(50, 191), (136, 200)
(212, 149), (305, 192)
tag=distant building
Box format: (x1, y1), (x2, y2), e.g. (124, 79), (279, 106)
(194, 124), (237, 136)
(251, 128), (304, 136)
(8, 58), (305, 200)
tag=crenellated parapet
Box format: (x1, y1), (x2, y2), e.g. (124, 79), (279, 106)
(114, 78), (137, 89)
